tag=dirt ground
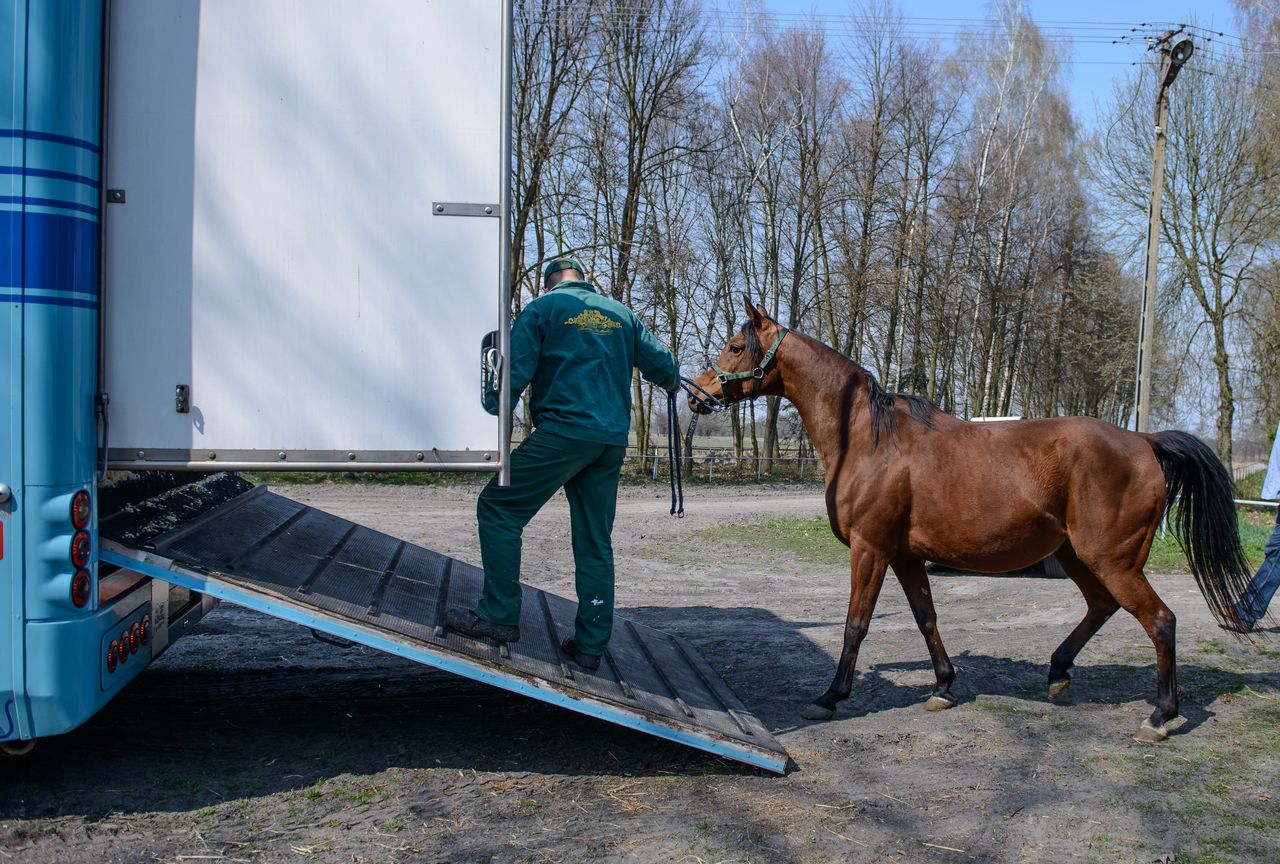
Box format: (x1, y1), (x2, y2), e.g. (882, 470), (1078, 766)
(3, 481), (1279, 864)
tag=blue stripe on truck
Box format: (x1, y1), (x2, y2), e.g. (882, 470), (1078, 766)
(0, 209), (99, 298)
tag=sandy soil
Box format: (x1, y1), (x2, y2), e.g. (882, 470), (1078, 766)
(2, 481), (1278, 864)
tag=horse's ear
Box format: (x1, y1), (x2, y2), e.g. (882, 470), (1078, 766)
(743, 295), (763, 327)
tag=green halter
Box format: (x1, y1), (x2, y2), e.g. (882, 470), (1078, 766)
(711, 326), (788, 402)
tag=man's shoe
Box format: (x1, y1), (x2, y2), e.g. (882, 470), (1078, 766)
(444, 608), (520, 643)
(560, 637), (602, 671)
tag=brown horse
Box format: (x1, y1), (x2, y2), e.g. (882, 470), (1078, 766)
(690, 297), (1252, 742)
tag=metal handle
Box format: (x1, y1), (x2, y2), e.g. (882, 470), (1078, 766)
(484, 347), (503, 378)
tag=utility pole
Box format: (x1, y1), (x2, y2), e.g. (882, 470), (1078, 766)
(1134, 31), (1194, 432)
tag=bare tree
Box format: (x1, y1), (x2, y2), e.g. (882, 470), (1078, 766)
(1099, 45), (1280, 464)
(511, 0), (600, 305)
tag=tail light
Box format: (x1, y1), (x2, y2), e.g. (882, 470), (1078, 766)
(71, 569), (91, 607)
(129, 623), (140, 654)
(70, 530), (91, 569)
(107, 641), (118, 673)
(118, 631), (129, 663)
(139, 615), (150, 645)
(71, 490), (90, 529)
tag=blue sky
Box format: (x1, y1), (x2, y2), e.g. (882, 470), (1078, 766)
(704, 0), (1241, 127)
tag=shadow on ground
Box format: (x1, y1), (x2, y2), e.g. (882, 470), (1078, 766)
(2, 603), (1274, 825)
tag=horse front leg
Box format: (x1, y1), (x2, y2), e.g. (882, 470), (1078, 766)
(801, 542), (888, 721)
(891, 556), (957, 711)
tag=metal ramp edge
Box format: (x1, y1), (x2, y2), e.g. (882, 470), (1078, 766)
(97, 482), (789, 774)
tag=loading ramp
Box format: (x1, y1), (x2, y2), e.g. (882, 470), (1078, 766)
(98, 475), (789, 773)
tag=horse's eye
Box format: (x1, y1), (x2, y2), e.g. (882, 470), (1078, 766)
(729, 345), (743, 354)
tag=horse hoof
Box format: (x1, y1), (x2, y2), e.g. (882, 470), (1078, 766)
(923, 695), (956, 712)
(1132, 718), (1169, 743)
(801, 703), (835, 721)
(1048, 679), (1070, 700)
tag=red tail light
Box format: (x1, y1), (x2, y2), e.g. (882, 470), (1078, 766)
(70, 530), (91, 568)
(129, 623), (140, 654)
(139, 616), (150, 645)
(71, 490), (90, 529)
(71, 569), (91, 607)
(107, 641), (118, 673)
(118, 631), (129, 663)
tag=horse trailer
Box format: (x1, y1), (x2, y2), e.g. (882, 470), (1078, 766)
(1, 0), (787, 772)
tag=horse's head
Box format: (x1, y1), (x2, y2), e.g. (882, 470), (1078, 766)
(689, 295), (788, 415)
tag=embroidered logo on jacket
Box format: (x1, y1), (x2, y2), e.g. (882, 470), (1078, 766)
(565, 309), (622, 335)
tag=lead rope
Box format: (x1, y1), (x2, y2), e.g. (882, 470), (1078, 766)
(667, 390), (684, 518)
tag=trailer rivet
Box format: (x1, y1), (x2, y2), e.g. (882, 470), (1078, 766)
(208, 452), (217, 460)
(278, 451), (287, 460)
(137, 450), (145, 459)
(484, 206), (493, 215)
(348, 452), (356, 461)
(416, 452), (425, 461)
(434, 204), (445, 213)
(484, 452), (492, 461)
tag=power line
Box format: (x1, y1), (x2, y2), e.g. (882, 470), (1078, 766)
(523, 9), (1250, 51)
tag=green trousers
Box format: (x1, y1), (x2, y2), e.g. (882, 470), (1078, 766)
(474, 428), (626, 655)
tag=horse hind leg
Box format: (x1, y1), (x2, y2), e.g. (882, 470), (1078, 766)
(1081, 558), (1181, 742)
(801, 543), (888, 721)
(892, 557), (957, 711)
(1047, 543), (1120, 701)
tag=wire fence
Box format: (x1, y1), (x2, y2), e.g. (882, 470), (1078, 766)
(621, 453), (1275, 512)
(622, 452), (824, 483)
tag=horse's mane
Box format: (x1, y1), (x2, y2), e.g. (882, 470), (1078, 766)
(739, 319), (938, 445)
(864, 373), (939, 445)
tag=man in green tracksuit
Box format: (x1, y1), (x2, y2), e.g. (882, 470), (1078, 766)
(445, 256), (680, 670)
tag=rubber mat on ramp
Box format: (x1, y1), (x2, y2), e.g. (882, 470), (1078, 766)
(98, 474), (789, 773)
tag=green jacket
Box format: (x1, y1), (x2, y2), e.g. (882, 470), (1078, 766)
(488, 280), (680, 446)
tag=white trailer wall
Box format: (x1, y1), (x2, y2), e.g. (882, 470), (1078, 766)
(103, 0), (507, 470)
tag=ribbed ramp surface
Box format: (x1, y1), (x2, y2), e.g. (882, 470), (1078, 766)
(98, 475), (788, 773)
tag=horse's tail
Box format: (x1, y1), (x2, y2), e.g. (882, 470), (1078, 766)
(1146, 430), (1251, 625)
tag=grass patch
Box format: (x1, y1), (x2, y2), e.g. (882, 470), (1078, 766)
(700, 516), (847, 566)
(704, 510), (1272, 575)
(1101, 700), (1280, 863)
(1235, 469), (1268, 501)
(1146, 508), (1274, 574)
(973, 698), (1039, 717)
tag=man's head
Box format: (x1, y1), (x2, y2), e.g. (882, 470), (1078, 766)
(543, 256), (585, 289)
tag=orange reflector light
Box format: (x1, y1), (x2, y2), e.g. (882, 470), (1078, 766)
(71, 530), (91, 568)
(71, 490), (90, 529)
(107, 641), (118, 673)
(71, 569), (91, 607)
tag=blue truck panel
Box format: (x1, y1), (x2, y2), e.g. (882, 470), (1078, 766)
(23, 583), (150, 738)
(0, 0), (29, 746)
(1, 0), (106, 743)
